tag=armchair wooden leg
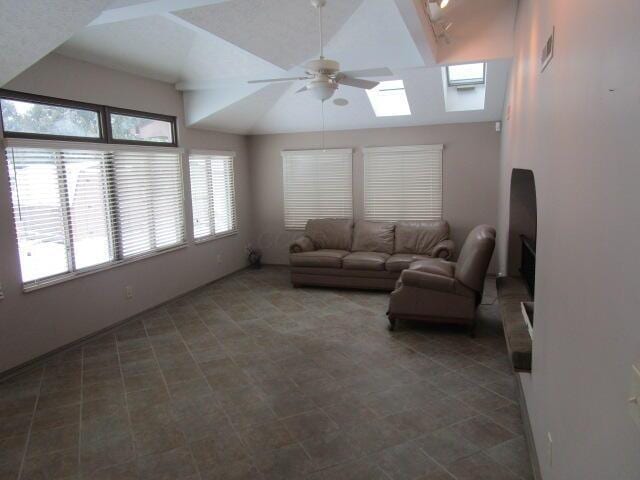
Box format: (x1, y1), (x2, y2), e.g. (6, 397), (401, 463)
(388, 317), (397, 331)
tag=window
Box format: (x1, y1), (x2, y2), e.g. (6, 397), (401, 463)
(0, 97), (102, 140)
(0, 90), (177, 147)
(365, 80), (411, 117)
(446, 63), (486, 86)
(108, 109), (176, 146)
(189, 151), (237, 240)
(6, 140), (185, 290)
(363, 145), (443, 222)
(282, 149), (353, 230)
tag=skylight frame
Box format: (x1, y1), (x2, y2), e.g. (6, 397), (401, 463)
(366, 80), (412, 118)
(446, 63), (486, 87)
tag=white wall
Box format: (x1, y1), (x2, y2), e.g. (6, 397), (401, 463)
(497, 1), (640, 478)
(0, 54), (251, 373)
(248, 122), (501, 271)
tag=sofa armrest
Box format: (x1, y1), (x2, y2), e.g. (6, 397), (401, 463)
(432, 239), (455, 260)
(289, 236), (315, 254)
(399, 270), (457, 293)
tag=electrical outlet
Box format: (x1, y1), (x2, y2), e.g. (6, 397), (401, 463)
(547, 432), (553, 467)
(125, 286), (133, 299)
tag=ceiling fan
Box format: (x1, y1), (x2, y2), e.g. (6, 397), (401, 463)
(246, 0), (394, 101)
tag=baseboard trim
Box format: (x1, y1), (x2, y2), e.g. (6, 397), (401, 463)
(515, 373), (543, 480)
(0, 265), (248, 383)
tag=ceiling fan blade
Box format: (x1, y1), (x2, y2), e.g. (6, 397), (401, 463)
(338, 67), (393, 78)
(248, 76), (311, 84)
(336, 75), (380, 90)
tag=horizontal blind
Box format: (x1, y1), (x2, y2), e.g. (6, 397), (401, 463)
(189, 151), (237, 240)
(282, 149), (353, 229)
(363, 145), (443, 222)
(5, 141), (184, 289)
(114, 150), (184, 257)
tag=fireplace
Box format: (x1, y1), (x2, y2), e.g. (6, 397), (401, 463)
(508, 168), (537, 298)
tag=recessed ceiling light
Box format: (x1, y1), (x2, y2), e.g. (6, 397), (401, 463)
(366, 80), (411, 117)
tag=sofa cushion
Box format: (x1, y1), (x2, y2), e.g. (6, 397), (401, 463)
(385, 253), (432, 272)
(305, 218), (353, 251)
(351, 221), (395, 254)
(290, 249), (349, 268)
(409, 258), (455, 278)
(394, 220), (450, 255)
(343, 252), (390, 271)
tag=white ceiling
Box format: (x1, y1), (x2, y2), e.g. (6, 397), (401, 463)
(52, 0), (515, 134)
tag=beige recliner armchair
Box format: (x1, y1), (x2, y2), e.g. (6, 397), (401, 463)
(387, 225), (496, 335)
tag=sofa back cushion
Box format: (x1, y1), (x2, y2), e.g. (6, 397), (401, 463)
(305, 218), (353, 251)
(394, 220), (450, 255)
(352, 221), (395, 254)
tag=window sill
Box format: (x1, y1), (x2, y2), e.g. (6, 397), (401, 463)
(193, 230), (238, 245)
(22, 243), (188, 293)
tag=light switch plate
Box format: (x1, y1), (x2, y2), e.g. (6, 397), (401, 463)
(629, 364), (640, 429)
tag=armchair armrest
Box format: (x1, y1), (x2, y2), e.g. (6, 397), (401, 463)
(432, 239), (455, 260)
(399, 270), (457, 294)
(289, 236), (315, 254)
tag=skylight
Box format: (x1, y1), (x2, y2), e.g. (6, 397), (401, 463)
(447, 63), (486, 86)
(366, 80), (411, 117)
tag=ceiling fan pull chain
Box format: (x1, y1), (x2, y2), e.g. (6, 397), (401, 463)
(321, 99), (326, 150)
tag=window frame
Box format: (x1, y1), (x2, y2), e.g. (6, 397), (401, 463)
(446, 63), (486, 87)
(188, 149), (238, 244)
(0, 89), (107, 143)
(4, 137), (186, 292)
(105, 106), (178, 147)
(0, 89), (178, 147)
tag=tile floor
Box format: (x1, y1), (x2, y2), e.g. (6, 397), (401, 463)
(0, 266), (533, 480)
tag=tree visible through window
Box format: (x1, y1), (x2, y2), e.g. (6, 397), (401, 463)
(0, 99), (100, 138)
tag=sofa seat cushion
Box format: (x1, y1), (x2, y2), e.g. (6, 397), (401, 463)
(290, 249), (349, 268)
(343, 252), (390, 271)
(385, 253), (432, 272)
(351, 221), (395, 254)
(409, 258), (455, 278)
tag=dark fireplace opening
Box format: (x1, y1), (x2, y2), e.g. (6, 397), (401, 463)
(508, 168), (537, 299)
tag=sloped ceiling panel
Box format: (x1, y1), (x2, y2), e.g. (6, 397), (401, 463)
(58, 15), (198, 83)
(0, 0), (111, 86)
(173, 0), (365, 70)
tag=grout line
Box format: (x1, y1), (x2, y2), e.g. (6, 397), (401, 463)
(15, 364), (46, 480)
(77, 346), (84, 479)
(114, 331), (138, 475)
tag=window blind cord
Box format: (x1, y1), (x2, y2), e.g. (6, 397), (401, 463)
(9, 149), (24, 220)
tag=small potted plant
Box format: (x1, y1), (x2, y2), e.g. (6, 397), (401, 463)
(246, 245), (262, 269)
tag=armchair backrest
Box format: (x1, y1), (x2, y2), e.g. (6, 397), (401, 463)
(454, 225), (496, 294)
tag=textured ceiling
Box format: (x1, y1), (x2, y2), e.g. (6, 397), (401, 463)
(174, 0), (364, 70)
(0, 0), (111, 86)
(50, 0), (515, 134)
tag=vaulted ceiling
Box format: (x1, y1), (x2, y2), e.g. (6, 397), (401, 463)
(1, 0), (517, 135)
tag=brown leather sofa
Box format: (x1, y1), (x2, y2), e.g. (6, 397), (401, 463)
(289, 218), (455, 290)
(387, 225), (496, 334)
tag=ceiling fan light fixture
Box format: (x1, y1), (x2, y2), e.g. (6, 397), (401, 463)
(439, 0), (450, 8)
(308, 80), (338, 101)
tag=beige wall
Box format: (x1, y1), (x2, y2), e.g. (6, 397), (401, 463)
(498, 1), (640, 478)
(0, 54), (251, 373)
(248, 122), (501, 272)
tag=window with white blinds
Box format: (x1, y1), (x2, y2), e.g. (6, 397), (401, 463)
(363, 145), (443, 222)
(189, 151), (237, 240)
(282, 149), (353, 230)
(5, 140), (185, 290)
